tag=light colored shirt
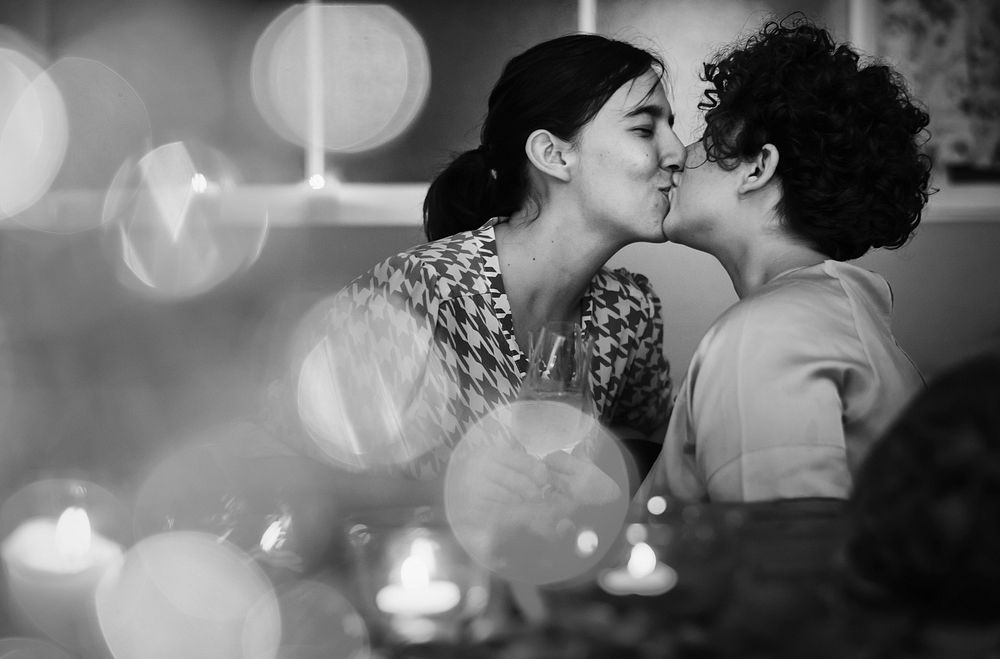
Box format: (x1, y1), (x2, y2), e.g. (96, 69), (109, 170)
(647, 260), (923, 502)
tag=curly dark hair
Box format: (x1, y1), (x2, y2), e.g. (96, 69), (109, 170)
(845, 352), (1000, 623)
(698, 16), (932, 260)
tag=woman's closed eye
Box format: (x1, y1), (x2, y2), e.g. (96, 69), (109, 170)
(631, 126), (654, 137)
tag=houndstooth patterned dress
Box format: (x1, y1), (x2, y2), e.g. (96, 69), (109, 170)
(324, 222), (671, 478)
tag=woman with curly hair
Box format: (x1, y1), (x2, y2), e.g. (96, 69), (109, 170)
(644, 17), (929, 502)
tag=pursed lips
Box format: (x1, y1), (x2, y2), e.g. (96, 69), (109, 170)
(657, 184), (674, 205)
(659, 171), (682, 204)
(658, 171), (681, 194)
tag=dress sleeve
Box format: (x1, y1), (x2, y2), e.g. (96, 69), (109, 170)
(689, 301), (855, 501)
(299, 253), (455, 478)
(610, 273), (672, 440)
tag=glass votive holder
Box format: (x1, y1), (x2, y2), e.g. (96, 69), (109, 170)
(597, 522), (678, 598)
(345, 506), (490, 648)
(0, 478), (130, 654)
(596, 498), (742, 615)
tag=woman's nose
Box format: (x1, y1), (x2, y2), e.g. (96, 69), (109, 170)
(660, 132), (686, 172)
(660, 145), (685, 171)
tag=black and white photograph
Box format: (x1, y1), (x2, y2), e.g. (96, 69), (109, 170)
(0, 1), (997, 657)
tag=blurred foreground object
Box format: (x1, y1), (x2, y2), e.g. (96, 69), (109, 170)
(846, 350), (1000, 624)
(106, 141), (268, 300)
(252, 3), (429, 153)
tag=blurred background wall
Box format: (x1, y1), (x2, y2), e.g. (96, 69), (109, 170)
(0, 0), (997, 496)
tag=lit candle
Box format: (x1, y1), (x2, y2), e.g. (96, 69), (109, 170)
(1, 507), (124, 646)
(375, 537), (460, 616)
(598, 541), (678, 597)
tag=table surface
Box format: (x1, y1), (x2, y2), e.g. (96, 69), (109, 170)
(3, 497), (997, 659)
(376, 498), (1000, 659)
(363, 498), (842, 657)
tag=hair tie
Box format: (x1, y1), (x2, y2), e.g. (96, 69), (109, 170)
(476, 144), (498, 180)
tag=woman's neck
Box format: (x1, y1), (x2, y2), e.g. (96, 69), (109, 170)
(718, 239), (827, 299)
(495, 210), (615, 350)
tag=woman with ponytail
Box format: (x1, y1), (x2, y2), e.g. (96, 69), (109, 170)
(319, 33), (685, 502)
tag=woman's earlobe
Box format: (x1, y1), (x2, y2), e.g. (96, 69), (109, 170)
(525, 129), (572, 182)
(740, 169), (764, 193)
(740, 145), (778, 192)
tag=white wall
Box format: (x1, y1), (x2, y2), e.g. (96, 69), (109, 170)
(608, 221), (1000, 380)
(607, 242), (735, 381)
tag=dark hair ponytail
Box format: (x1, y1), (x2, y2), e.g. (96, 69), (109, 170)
(423, 147), (503, 241)
(423, 34), (664, 241)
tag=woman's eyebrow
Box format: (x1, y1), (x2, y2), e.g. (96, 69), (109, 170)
(625, 104), (661, 119)
(624, 104), (675, 126)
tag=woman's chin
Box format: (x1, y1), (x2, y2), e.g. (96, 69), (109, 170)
(660, 213), (681, 242)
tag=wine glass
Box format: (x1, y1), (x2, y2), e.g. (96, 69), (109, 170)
(444, 323), (628, 585)
(515, 322), (597, 458)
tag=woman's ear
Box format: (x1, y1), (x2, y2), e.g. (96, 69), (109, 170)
(525, 129), (572, 182)
(739, 143), (779, 194)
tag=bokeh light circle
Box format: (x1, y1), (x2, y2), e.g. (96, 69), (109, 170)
(95, 531), (281, 659)
(444, 403), (629, 585)
(262, 579), (370, 659)
(252, 3), (430, 152)
(647, 495), (668, 516)
(10, 57), (151, 234)
(132, 436), (259, 545)
(0, 47), (68, 221)
(131, 422), (338, 574)
(290, 294), (454, 473)
(105, 141), (268, 299)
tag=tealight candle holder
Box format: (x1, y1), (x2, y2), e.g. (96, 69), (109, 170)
(0, 478), (129, 654)
(345, 506), (490, 648)
(597, 523), (678, 597)
(596, 497), (742, 613)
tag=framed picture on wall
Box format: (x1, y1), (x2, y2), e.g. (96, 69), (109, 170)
(849, 0), (1000, 221)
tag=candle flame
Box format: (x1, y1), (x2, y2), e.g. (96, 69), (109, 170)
(410, 537), (436, 567)
(399, 537), (439, 589)
(626, 542), (657, 580)
(259, 512), (292, 553)
(259, 520), (283, 553)
(399, 555), (430, 590)
(55, 506), (92, 558)
(190, 172), (208, 193)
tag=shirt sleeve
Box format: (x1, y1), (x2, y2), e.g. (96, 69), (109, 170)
(610, 272), (672, 440)
(689, 301), (854, 501)
(299, 253), (456, 478)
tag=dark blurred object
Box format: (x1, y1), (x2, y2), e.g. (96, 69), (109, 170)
(668, 498), (850, 659)
(946, 164), (1000, 183)
(730, 497), (846, 580)
(535, 498), (847, 659)
(845, 352), (1000, 625)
